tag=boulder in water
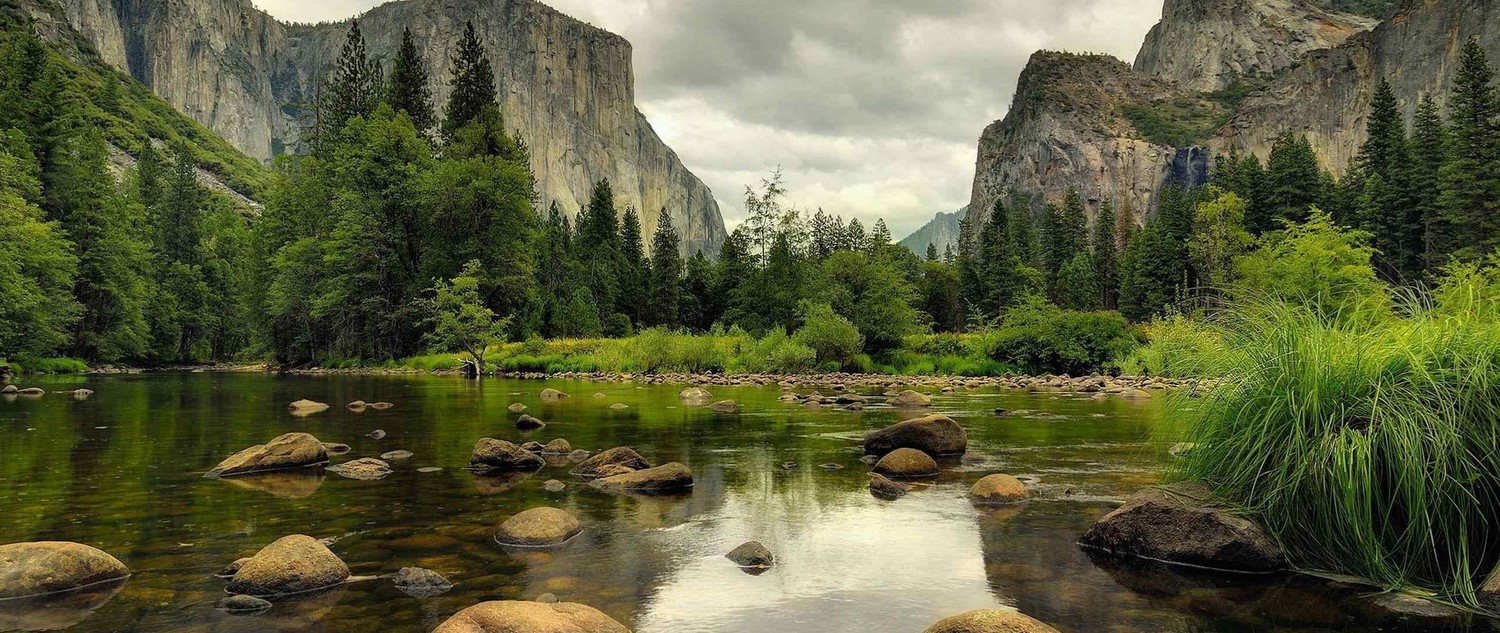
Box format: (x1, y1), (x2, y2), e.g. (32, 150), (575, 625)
(521, 441), (545, 453)
(320, 442), (352, 455)
(538, 388), (568, 401)
(567, 449), (591, 462)
(433, 600), (629, 633)
(969, 474), (1029, 504)
(863, 414), (967, 456)
(287, 399), (329, 416)
(709, 400), (740, 413)
(872, 448), (940, 478)
(17, 387), (44, 396)
(515, 414), (546, 430)
(541, 438), (572, 454)
(345, 401), (367, 411)
(0, 385), (16, 394)
(217, 594), (273, 613)
(887, 390), (932, 407)
(1078, 482), (1285, 573)
(390, 567), (452, 598)
(224, 535), (349, 597)
(507, 403), (527, 413)
(325, 458), (392, 480)
(0, 542), (129, 599)
(869, 473), (909, 499)
(214, 557), (251, 579)
(208, 433), (328, 478)
(922, 609), (1060, 633)
(679, 386), (712, 403)
(725, 541), (774, 568)
(70, 389), (94, 400)
(569, 447), (651, 478)
(470, 439), (545, 472)
(589, 463), (693, 494)
(543, 479), (566, 492)
(380, 450), (414, 461)
(368, 402), (394, 410)
(494, 508), (583, 547)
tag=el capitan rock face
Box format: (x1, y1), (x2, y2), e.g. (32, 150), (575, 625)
(46, 0), (726, 256)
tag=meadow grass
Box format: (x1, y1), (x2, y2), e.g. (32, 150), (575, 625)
(2, 356), (90, 374)
(1167, 269), (1500, 604)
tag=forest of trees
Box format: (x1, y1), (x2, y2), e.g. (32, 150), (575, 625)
(3, 7), (1499, 373)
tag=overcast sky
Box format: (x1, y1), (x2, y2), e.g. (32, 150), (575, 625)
(255, 0), (1163, 236)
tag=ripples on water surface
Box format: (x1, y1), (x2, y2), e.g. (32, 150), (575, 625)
(0, 373), (1481, 632)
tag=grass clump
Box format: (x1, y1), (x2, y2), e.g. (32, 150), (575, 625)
(1169, 261), (1500, 605)
(3, 356), (89, 374)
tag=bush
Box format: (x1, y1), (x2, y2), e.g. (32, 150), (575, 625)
(977, 299), (1139, 375)
(1170, 262), (1500, 604)
(1116, 314), (1225, 377)
(743, 328), (816, 374)
(793, 302), (863, 366)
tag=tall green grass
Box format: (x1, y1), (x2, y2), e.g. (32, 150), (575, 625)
(1169, 266), (1500, 604)
(3, 356), (89, 374)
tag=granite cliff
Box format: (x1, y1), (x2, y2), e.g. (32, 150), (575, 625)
(899, 207), (966, 257)
(46, 0), (726, 255)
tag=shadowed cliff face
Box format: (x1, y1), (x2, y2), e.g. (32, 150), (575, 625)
(49, 0), (726, 256)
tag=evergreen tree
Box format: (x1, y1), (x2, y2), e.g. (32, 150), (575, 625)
(925, 242), (939, 261)
(844, 218), (867, 252)
(0, 129), (79, 358)
(1409, 95), (1449, 269)
(617, 206), (647, 325)
(810, 209), (842, 259)
(1437, 38), (1500, 262)
(1355, 78), (1422, 282)
(1055, 252), (1100, 311)
(1254, 133), (1322, 234)
(1092, 199), (1119, 309)
(387, 27), (436, 135)
(645, 210), (683, 327)
(319, 21), (380, 145)
(869, 218), (893, 252)
(680, 251), (717, 331)
(575, 180), (621, 320)
(443, 21), (497, 141)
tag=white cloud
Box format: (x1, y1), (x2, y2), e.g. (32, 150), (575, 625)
(252, 0), (1163, 238)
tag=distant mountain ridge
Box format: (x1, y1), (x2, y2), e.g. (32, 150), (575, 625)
(899, 208), (965, 257)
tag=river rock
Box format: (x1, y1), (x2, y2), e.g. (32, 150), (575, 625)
(217, 594), (272, 612)
(708, 400), (740, 413)
(0, 542), (130, 599)
(887, 390), (932, 407)
(541, 439), (572, 454)
(470, 439), (545, 471)
(725, 541), (774, 568)
(569, 447), (651, 478)
(543, 479), (566, 492)
(494, 508), (583, 547)
(872, 448), (940, 478)
(609, 403), (629, 410)
(208, 433), (328, 478)
(17, 387), (44, 396)
(346, 400), (367, 411)
(224, 535), (350, 597)
(325, 458), (392, 480)
(215, 557), (252, 579)
(287, 399), (329, 415)
(320, 442), (351, 455)
(679, 386), (712, 403)
(433, 600), (629, 633)
(390, 567), (452, 598)
(507, 403), (527, 413)
(969, 474), (1029, 504)
(922, 608), (1060, 633)
(869, 473), (909, 499)
(1078, 482), (1285, 573)
(863, 414), (968, 456)
(0, 385), (15, 394)
(521, 441), (546, 453)
(380, 450), (414, 461)
(588, 463), (693, 494)
(594, 464), (636, 478)
(538, 388), (568, 401)
(367, 429), (387, 439)
(369, 402), (394, 410)
(515, 414), (546, 430)
(70, 388), (94, 400)
(567, 449), (591, 462)
(534, 592), (558, 603)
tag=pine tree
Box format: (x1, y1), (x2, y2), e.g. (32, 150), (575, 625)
(869, 218), (893, 252)
(443, 21), (497, 141)
(1358, 79), (1404, 180)
(925, 243), (939, 261)
(680, 251), (717, 331)
(617, 206), (647, 325)
(1437, 38), (1500, 262)
(1255, 133), (1322, 233)
(161, 145), (203, 267)
(387, 27), (436, 135)
(1409, 95), (1449, 269)
(319, 21), (379, 144)
(576, 180), (621, 318)
(1092, 199), (1119, 309)
(645, 210), (682, 327)
(845, 218), (867, 252)
(1055, 252), (1100, 311)
(810, 209), (841, 258)
(1355, 78), (1422, 282)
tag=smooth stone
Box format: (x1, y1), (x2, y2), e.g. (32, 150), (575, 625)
(863, 413), (968, 456)
(325, 458), (392, 480)
(417, 467), (443, 473)
(470, 439), (545, 471)
(507, 403), (527, 413)
(1078, 482), (1285, 573)
(869, 474), (909, 499)
(725, 541), (774, 568)
(872, 448), (940, 478)
(535, 592), (558, 603)
(495, 508), (583, 547)
(922, 608), (1060, 633)
(321, 442), (352, 455)
(368, 402), (394, 410)
(390, 567), (452, 598)
(367, 429), (387, 439)
(225, 535), (350, 597)
(679, 386), (712, 402)
(70, 389), (93, 400)
(346, 401), (367, 411)
(287, 399), (329, 415)
(380, 450), (414, 461)
(217, 594), (272, 613)
(588, 462), (693, 494)
(543, 479), (566, 492)
(708, 399), (740, 413)
(16, 387), (44, 396)
(433, 601), (628, 633)
(541, 438), (572, 454)
(0, 542), (130, 599)
(887, 389), (933, 407)
(515, 414), (546, 430)
(208, 433), (328, 478)
(538, 388), (569, 401)
(521, 441), (546, 453)
(969, 474), (1029, 504)
(569, 447), (651, 478)
(215, 557), (251, 579)
(0, 385), (16, 394)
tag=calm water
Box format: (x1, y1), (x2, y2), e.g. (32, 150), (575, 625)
(0, 373), (1481, 632)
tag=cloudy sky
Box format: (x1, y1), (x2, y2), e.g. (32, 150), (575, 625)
(255, 0), (1164, 236)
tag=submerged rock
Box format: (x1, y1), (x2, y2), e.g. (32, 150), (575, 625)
(515, 414), (546, 430)
(609, 403), (629, 410)
(863, 413), (968, 456)
(872, 448), (940, 479)
(521, 441), (545, 453)
(0, 542), (130, 599)
(543, 479), (566, 492)
(380, 450), (414, 461)
(588, 463), (693, 494)
(325, 458), (392, 480)
(887, 389), (932, 407)
(569, 447), (651, 478)
(1078, 482), (1285, 573)
(679, 386), (712, 403)
(320, 442), (352, 455)
(287, 399), (329, 416)
(208, 433), (328, 478)
(567, 449), (592, 462)
(869, 474), (909, 499)
(495, 507), (583, 547)
(470, 439), (545, 472)
(541, 438), (572, 454)
(345, 401), (367, 411)
(922, 609), (1060, 633)
(390, 567), (453, 598)
(215, 557), (252, 579)
(969, 474), (1029, 504)
(538, 388), (569, 401)
(367, 429), (387, 439)
(507, 403), (527, 413)
(725, 541), (774, 568)
(369, 402), (394, 410)
(225, 534), (349, 597)
(217, 594), (272, 613)
(1353, 592), (1466, 627)
(70, 388), (94, 400)
(433, 600), (629, 633)
(708, 399), (740, 413)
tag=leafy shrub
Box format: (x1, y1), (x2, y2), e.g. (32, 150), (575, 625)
(1117, 314), (1226, 377)
(743, 328), (816, 374)
(793, 302), (863, 366)
(977, 299), (1139, 375)
(1234, 208), (1387, 320)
